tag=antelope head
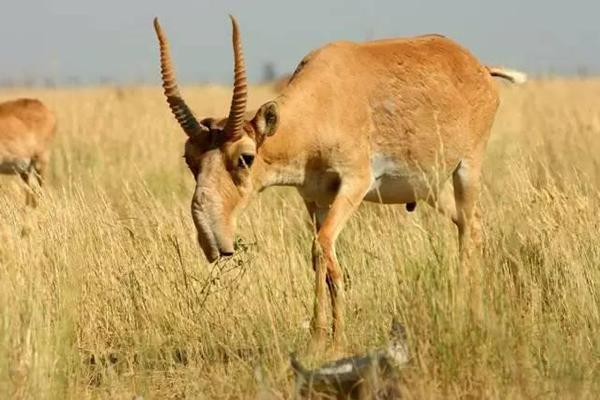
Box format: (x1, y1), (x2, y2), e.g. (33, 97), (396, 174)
(154, 16), (280, 262)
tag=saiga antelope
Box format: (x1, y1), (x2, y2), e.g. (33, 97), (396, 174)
(153, 16), (525, 349)
(0, 98), (56, 206)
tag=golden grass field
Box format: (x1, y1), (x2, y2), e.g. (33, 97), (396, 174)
(1, 80), (599, 399)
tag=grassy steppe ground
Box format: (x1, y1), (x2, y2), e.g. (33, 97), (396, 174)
(1, 80), (599, 399)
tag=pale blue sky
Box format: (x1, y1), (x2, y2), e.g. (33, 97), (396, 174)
(1, 0), (598, 85)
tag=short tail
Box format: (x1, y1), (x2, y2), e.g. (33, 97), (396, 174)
(486, 66), (527, 84)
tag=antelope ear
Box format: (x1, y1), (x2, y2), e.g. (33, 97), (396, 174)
(253, 101), (279, 137)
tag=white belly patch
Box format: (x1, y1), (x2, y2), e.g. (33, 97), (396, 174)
(364, 153), (434, 204)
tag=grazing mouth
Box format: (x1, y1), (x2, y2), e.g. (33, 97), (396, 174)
(210, 239), (252, 263)
(219, 249), (234, 258)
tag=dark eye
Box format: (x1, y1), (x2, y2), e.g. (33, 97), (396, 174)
(239, 154), (254, 169)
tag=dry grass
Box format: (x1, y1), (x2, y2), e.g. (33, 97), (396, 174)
(0, 80), (599, 399)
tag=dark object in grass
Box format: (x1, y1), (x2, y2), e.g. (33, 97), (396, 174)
(291, 318), (409, 399)
(405, 202), (416, 212)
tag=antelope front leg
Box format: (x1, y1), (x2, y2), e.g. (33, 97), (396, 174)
(310, 235), (329, 351)
(309, 176), (371, 352)
(19, 165), (38, 208)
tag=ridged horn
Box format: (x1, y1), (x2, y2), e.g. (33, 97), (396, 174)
(153, 17), (207, 138)
(223, 15), (248, 141)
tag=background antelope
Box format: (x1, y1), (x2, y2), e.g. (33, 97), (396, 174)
(0, 98), (56, 206)
(154, 16), (525, 350)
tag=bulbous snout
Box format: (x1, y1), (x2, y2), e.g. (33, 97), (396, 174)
(203, 247), (234, 263)
(190, 190), (235, 263)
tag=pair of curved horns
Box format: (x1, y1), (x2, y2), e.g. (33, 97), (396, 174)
(153, 16), (247, 141)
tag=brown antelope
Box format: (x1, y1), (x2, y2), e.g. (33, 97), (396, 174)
(153, 16), (525, 349)
(0, 98), (56, 206)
